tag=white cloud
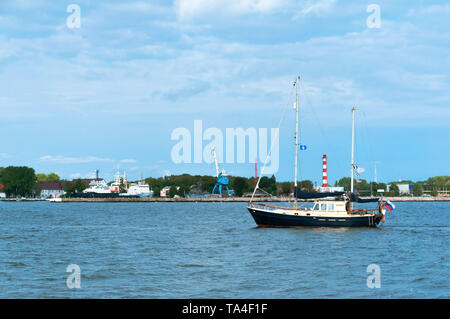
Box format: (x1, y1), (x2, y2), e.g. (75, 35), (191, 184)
(84, 172), (98, 179)
(40, 155), (139, 165)
(175, 0), (287, 20)
(0, 152), (12, 159)
(40, 155), (114, 164)
(5, 0), (47, 9)
(99, 1), (171, 15)
(407, 5), (450, 16)
(120, 159), (139, 163)
(1, 0), (448, 130)
(294, 0), (336, 19)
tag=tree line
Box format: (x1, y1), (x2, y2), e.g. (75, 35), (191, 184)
(145, 174), (314, 197)
(0, 166), (63, 197)
(333, 176), (450, 197)
(0, 165), (448, 198)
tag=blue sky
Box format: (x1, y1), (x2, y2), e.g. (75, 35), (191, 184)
(0, 0), (449, 185)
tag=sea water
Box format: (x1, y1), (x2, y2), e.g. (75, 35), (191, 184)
(0, 201), (448, 298)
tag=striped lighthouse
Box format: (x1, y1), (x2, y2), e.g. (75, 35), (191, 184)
(322, 154), (329, 187)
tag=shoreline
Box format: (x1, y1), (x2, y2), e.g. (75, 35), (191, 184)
(2, 196), (450, 203)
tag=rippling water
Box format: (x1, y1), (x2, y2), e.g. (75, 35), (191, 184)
(0, 201), (448, 298)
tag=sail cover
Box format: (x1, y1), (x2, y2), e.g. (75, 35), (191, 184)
(350, 193), (379, 203)
(294, 187), (344, 199)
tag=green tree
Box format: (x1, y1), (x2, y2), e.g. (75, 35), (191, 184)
(47, 173), (60, 181)
(64, 182), (76, 197)
(376, 183), (387, 194)
(412, 183), (423, 197)
(2, 166), (36, 197)
(36, 173), (60, 181)
(279, 182), (292, 196)
(232, 177), (247, 197)
(168, 186), (177, 198)
(200, 176), (216, 192)
(177, 185), (189, 197)
(259, 175), (277, 195)
(36, 173), (48, 181)
(336, 177), (351, 191)
(74, 179), (86, 193)
(34, 183), (43, 197)
(387, 184), (399, 196)
(152, 187), (161, 197)
(426, 176), (450, 188)
(368, 182), (377, 196)
(64, 180), (86, 197)
(298, 180), (314, 192)
(431, 188), (438, 197)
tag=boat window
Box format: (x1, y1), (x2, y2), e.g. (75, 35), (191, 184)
(313, 203), (319, 210)
(320, 203), (327, 211)
(328, 203), (335, 211)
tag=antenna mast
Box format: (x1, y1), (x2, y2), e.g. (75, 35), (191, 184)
(374, 164), (377, 183)
(350, 107), (355, 194)
(294, 76), (300, 209)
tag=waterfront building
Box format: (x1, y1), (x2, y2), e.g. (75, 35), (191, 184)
(398, 184), (413, 195)
(160, 186), (171, 197)
(317, 186), (345, 193)
(34, 181), (67, 198)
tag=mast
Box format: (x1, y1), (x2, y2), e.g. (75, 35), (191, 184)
(350, 107), (355, 194)
(212, 146), (220, 177)
(374, 164), (377, 183)
(115, 168), (121, 184)
(294, 76), (300, 209)
(372, 163), (377, 197)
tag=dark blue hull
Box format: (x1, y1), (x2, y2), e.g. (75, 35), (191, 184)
(248, 207), (381, 228)
(73, 192), (120, 198)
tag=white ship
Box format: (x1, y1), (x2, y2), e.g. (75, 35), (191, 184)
(74, 169), (152, 198)
(120, 173), (152, 198)
(121, 182), (151, 198)
(81, 171), (119, 198)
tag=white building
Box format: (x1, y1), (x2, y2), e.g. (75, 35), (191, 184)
(160, 186), (180, 197)
(160, 186), (171, 197)
(34, 181), (66, 198)
(398, 184), (412, 195)
(317, 186), (345, 193)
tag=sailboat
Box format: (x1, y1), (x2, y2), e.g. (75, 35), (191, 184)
(248, 76), (387, 228)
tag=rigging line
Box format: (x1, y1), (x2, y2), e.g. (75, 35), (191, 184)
(301, 84), (346, 185)
(355, 110), (369, 183)
(250, 84), (295, 203)
(303, 89), (337, 165)
(357, 112), (368, 174)
(361, 110), (376, 180)
(298, 84), (303, 183)
(354, 113), (357, 166)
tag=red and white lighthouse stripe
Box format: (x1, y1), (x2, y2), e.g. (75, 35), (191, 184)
(322, 154), (329, 187)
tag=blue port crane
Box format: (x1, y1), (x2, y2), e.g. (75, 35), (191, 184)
(211, 147), (230, 197)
